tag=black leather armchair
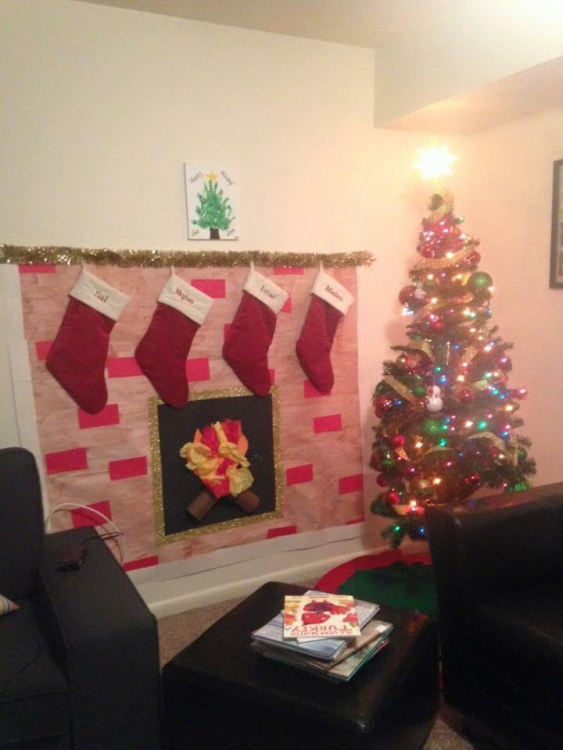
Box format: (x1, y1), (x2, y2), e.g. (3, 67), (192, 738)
(426, 484), (563, 750)
(0, 447), (162, 749)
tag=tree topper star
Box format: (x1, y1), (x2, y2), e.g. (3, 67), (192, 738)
(414, 146), (458, 181)
(205, 171), (218, 181)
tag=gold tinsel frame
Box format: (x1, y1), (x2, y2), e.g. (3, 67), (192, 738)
(0, 245), (374, 268)
(149, 386), (284, 545)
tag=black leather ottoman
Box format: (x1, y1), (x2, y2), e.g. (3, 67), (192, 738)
(163, 581), (439, 750)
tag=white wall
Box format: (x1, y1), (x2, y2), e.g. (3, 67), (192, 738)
(0, 0), (454, 612)
(374, 0), (563, 126)
(460, 105), (563, 486)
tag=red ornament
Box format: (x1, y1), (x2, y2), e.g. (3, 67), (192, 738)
(429, 319), (444, 332)
(390, 434), (405, 448)
(458, 388), (474, 404)
(468, 250), (481, 267)
(398, 285), (416, 306)
(404, 464), (417, 478)
(376, 474), (390, 487)
(420, 246), (435, 259)
(464, 472), (481, 487)
(498, 356), (512, 371)
(375, 395), (394, 418)
(386, 491), (401, 505)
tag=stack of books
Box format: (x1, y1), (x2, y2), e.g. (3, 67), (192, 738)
(250, 590), (393, 682)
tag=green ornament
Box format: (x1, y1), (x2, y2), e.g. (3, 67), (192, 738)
(375, 381), (388, 396)
(507, 480), (530, 493)
(467, 271), (493, 295)
(413, 385), (427, 398)
(381, 458), (396, 471)
(517, 447), (528, 461)
(421, 418), (442, 442)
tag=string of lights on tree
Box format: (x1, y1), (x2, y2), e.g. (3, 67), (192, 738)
(370, 146), (536, 548)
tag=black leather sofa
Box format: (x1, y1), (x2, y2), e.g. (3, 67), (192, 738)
(0, 447), (162, 749)
(426, 483), (563, 750)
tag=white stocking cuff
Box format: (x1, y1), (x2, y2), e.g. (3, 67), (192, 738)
(311, 269), (354, 314)
(158, 273), (214, 325)
(243, 268), (289, 314)
(69, 269), (130, 321)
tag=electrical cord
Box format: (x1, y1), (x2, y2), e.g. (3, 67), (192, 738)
(44, 503), (125, 564)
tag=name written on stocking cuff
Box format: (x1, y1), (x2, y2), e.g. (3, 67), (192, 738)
(69, 269), (130, 321)
(243, 268), (289, 314)
(311, 269), (354, 314)
(158, 273), (214, 324)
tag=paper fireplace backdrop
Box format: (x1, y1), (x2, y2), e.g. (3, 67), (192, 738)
(11, 261), (363, 576)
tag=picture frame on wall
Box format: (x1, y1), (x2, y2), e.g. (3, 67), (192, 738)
(550, 159), (563, 288)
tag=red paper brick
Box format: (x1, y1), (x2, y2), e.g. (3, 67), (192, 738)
(223, 323), (231, 339)
(273, 267), (304, 275)
(109, 456), (148, 481)
(267, 525), (297, 539)
(313, 414), (342, 434)
(106, 357), (143, 378)
(123, 555), (159, 572)
(45, 448), (88, 475)
(281, 296), (292, 313)
(345, 517), (365, 525)
(286, 464), (313, 486)
(303, 380), (331, 398)
(185, 358), (210, 381)
(190, 278), (226, 298)
(71, 500), (112, 528)
(339, 474), (364, 494)
(35, 340), (53, 361)
(78, 404), (120, 429)
(19, 264), (56, 274)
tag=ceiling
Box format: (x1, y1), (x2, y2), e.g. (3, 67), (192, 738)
(79, 0), (462, 49)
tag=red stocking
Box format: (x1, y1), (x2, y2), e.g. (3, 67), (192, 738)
(296, 268), (353, 393)
(46, 269), (130, 414)
(223, 268), (288, 397)
(135, 273), (214, 408)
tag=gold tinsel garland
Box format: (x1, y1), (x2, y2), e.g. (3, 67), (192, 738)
(0, 245), (374, 269)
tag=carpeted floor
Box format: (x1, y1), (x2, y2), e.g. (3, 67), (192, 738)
(157, 581), (476, 750)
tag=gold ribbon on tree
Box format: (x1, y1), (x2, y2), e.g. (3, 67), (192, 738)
(383, 375), (418, 403)
(413, 242), (477, 273)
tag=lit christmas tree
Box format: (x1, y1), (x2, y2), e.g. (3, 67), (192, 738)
(370, 148), (536, 548)
(192, 176), (233, 240)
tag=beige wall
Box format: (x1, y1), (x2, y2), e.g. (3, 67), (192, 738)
(461, 104), (563, 485)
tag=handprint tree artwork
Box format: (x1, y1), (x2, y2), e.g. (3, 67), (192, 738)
(370, 148), (536, 548)
(192, 177), (233, 240)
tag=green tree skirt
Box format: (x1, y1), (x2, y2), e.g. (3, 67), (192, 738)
(338, 561), (438, 617)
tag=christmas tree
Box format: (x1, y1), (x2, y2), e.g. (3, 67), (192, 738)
(192, 177), (233, 240)
(370, 151), (536, 548)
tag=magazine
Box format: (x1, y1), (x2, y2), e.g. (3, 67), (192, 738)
(251, 591), (379, 662)
(255, 618), (393, 672)
(283, 594), (361, 640)
(252, 630), (391, 682)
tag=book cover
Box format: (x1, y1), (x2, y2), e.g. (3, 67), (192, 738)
(283, 594), (361, 640)
(252, 613), (348, 661)
(250, 591), (380, 662)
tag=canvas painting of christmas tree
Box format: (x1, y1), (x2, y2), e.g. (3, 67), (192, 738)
(370, 147), (536, 547)
(185, 165), (239, 241)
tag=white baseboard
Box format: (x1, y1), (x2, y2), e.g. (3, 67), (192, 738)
(137, 535), (392, 619)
